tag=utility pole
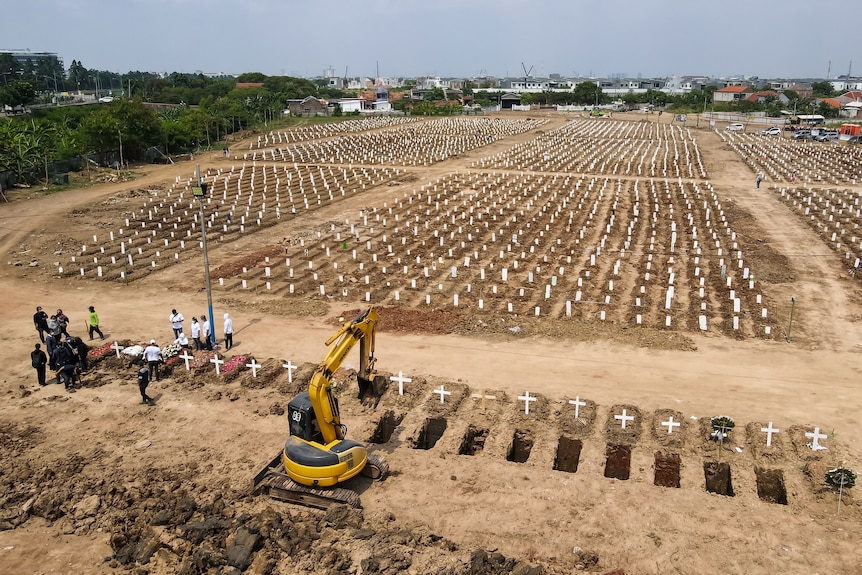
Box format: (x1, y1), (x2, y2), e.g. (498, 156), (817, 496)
(118, 129), (123, 173)
(194, 164), (216, 347)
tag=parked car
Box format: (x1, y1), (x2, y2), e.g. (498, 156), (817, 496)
(98, 96), (114, 103)
(792, 130), (812, 140)
(815, 131), (838, 142)
(761, 126), (781, 136)
(725, 123), (745, 132)
(848, 135), (862, 144)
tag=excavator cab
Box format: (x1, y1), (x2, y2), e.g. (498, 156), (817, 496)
(288, 391), (325, 444)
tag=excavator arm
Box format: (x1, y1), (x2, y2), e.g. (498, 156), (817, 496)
(307, 307), (378, 444)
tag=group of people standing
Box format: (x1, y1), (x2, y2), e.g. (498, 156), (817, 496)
(31, 305), (100, 392)
(168, 309), (234, 351)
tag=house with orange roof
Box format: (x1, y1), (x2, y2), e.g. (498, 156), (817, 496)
(745, 90), (782, 104)
(713, 85), (753, 103)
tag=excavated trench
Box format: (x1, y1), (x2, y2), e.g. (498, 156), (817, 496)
(704, 461), (734, 496)
(654, 452), (681, 488)
(604, 444), (631, 480)
(506, 430), (534, 463)
(755, 467), (788, 505)
(367, 411), (404, 444)
(412, 418), (447, 450)
(458, 426), (489, 456)
(553, 436), (582, 473)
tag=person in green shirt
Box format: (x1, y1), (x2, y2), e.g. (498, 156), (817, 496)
(88, 306), (105, 340)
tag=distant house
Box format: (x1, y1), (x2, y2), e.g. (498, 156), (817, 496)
(235, 82), (264, 89)
(713, 85), (754, 103)
(284, 96), (329, 116)
(337, 98), (365, 113)
(745, 90), (784, 104)
(500, 92), (521, 110)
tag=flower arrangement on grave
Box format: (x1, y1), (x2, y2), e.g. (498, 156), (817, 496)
(222, 355), (248, 375)
(710, 415), (735, 441)
(825, 467), (856, 490)
(88, 341), (115, 359)
(161, 342), (182, 360)
(190, 351), (215, 371)
(825, 466), (856, 514)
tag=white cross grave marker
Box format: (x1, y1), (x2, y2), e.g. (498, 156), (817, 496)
(390, 371), (411, 396)
(568, 396), (586, 419)
(434, 385), (451, 404)
(661, 416), (680, 434)
(246, 358), (262, 377)
(615, 409), (635, 430)
(179, 351), (194, 371)
(805, 427), (827, 450)
(518, 391), (537, 415)
(210, 353), (224, 375)
(761, 421), (780, 447)
(111, 341), (123, 358)
(282, 360), (296, 383)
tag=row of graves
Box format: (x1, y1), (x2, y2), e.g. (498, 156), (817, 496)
(242, 116), (549, 166)
(208, 171), (776, 338)
(88, 341), (857, 510)
(718, 130), (862, 186)
(247, 116), (422, 147)
(472, 119), (708, 180)
(56, 162), (405, 280)
(774, 186), (862, 277)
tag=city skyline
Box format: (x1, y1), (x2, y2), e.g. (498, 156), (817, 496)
(4, 0), (861, 80)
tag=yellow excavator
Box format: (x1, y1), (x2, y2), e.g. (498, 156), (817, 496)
(253, 307), (389, 509)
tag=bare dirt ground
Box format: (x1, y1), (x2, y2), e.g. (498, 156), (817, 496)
(1, 112), (861, 575)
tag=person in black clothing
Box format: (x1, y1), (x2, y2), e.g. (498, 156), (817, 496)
(31, 343), (47, 386)
(33, 306), (49, 343)
(52, 344), (77, 392)
(69, 337), (90, 372)
(137, 367), (153, 404)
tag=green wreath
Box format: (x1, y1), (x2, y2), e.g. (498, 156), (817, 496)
(825, 467), (856, 490)
(710, 415), (735, 440)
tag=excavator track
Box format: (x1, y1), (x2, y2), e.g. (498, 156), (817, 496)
(252, 452), (388, 510)
(363, 453), (389, 480)
(254, 469), (361, 509)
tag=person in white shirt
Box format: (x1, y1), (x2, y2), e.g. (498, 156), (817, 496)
(169, 309), (185, 338)
(175, 332), (190, 349)
(223, 313), (234, 350)
(143, 339), (162, 381)
(190, 317), (202, 350)
(201, 315), (212, 350)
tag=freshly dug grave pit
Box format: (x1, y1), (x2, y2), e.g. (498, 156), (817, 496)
(604, 444), (631, 480)
(412, 417), (447, 450)
(704, 461), (734, 496)
(506, 430), (534, 463)
(553, 436), (582, 473)
(755, 466), (788, 505)
(654, 451), (681, 488)
(458, 425), (489, 456)
(368, 411), (404, 444)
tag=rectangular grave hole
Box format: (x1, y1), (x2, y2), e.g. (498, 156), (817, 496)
(604, 444), (631, 480)
(703, 461), (734, 496)
(458, 426), (489, 456)
(755, 467), (788, 505)
(553, 436), (582, 473)
(654, 451), (681, 488)
(506, 430), (534, 463)
(368, 411), (404, 444)
(412, 418), (447, 450)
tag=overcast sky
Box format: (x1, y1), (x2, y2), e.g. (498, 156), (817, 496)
(4, 0), (861, 80)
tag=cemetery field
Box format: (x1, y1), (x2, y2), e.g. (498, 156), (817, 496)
(0, 112), (861, 574)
